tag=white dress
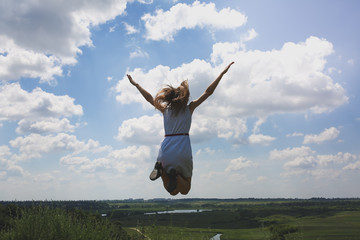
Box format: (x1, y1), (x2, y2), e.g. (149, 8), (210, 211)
(156, 105), (193, 178)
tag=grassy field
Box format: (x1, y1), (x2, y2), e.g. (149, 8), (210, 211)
(1, 198), (360, 239)
(108, 198), (360, 240)
(125, 211), (360, 240)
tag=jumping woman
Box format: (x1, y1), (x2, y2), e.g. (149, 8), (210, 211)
(127, 62), (234, 196)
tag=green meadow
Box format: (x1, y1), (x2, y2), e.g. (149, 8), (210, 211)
(1, 198), (360, 239)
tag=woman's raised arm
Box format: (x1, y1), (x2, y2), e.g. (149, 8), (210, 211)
(127, 74), (154, 106)
(189, 62), (234, 113)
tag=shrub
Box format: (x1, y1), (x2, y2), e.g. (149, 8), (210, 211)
(268, 224), (298, 240)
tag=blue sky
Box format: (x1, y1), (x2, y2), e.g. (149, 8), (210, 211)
(1, 0), (360, 200)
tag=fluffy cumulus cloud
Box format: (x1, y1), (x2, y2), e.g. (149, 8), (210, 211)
(191, 115), (247, 143)
(129, 47), (149, 59)
(248, 134), (275, 145)
(0, 83), (82, 134)
(123, 22), (138, 35)
(270, 146), (315, 160)
(9, 133), (105, 161)
(16, 118), (76, 134)
(60, 145), (152, 174)
(269, 146), (360, 178)
(212, 36), (348, 116)
(343, 161), (360, 171)
(116, 36), (347, 144)
(0, 145), (25, 180)
(303, 127), (340, 144)
(225, 156), (257, 172)
(141, 1), (247, 41)
(0, 0), (130, 83)
(116, 114), (163, 145)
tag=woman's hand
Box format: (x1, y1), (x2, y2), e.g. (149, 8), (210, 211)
(222, 62), (234, 74)
(127, 74), (155, 106)
(127, 74), (137, 86)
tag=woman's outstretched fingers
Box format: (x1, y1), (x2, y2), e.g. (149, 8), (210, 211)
(224, 62), (234, 73)
(127, 74), (136, 85)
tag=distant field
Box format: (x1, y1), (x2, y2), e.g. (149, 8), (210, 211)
(123, 211), (360, 240)
(293, 211), (360, 240)
(106, 198), (360, 239)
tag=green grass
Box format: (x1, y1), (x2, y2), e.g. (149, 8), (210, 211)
(0, 206), (130, 240)
(293, 211), (360, 240)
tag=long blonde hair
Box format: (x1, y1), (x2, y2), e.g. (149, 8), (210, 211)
(154, 80), (190, 115)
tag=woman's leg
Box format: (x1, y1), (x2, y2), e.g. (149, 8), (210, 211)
(161, 172), (191, 195)
(177, 175), (191, 195)
(161, 173), (179, 196)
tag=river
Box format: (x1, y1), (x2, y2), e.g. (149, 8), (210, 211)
(144, 209), (211, 215)
(144, 209), (221, 239)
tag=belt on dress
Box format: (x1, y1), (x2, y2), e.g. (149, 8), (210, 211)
(165, 133), (189, 137)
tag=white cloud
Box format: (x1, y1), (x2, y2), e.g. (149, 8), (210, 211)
(271, 146), (359, 178)
(248, 134), (275, 145)
(60, 145), (152, 174)
(211, 41), (241, 65)
(16, 118), (76, 134)
(257, 176), (268, 181)
(0, 36), (63, 84)
(137, 0), (153, 4)
(191, 115), (247, 143)
(270, 146), (315, 160)
(195, 147), (217, 156)
(327, 67), (341, 75)
(343, 161), (360, 171)
(252, 117), (266, 134)
(214, 36), (347, 116)
(116, 114), (163, 144)
(228, 173), (247, 182)
(0, 83), (83, 122)
(141, 1), (247, 41)
(9, 133), (105, 161)
(0, 83), (82, 135)
(129, 47), (149, 59)
(225, 156), (257, 172)
(60, 155), (90, 166)
(0, 145), (11, 159)
(317, 152), (356, 167)
(201, 171), (226, 182)
(286, 132), (304, 137)
(283, 156), (316, 170)
(239, 28), (258, 50)
(241, 28), (258, 43)
(109, 25), (117, 33)
(0, 0), (129, 83)
(33, 173), (55, 183)
(347, 59), (355, 66)
(303, 127), (340, 144)
(123, 22), (139, 35)
(0, 145), (25, 179)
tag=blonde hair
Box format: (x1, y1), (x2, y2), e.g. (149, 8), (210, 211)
(154, 80), (190, 115)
